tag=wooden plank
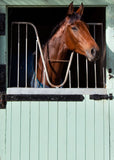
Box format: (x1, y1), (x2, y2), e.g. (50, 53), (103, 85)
(109, 98), (114, 160)
(103, 100), (109, 160)
(85, 95), (95, 160)
(94, 100), (104, 160)
(20, 102), (30, 160)
(57, 102), (67, 160)
(10, 102), (21, 160)
(0, 106), (6, 160)
(76, 99), (86, 160)
(6, 102), (12, 160)
(67, 102), (76, 160)
(30, 102), (40, 160)
(39, 101), (49, 160)
(48, 102), (58, 160)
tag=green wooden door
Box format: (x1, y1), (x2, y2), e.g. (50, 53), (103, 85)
(5, 97), (111, 160)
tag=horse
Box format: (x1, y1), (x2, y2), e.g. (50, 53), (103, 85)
(31, 2), (99, 88)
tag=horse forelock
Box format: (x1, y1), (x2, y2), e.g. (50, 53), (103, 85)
(48, 13), (80, 41)
(68, 13), (81, 23)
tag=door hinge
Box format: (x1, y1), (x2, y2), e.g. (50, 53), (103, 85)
(90, 93), (113, 100)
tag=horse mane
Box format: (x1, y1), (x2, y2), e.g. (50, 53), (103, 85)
(48, 13), (81, 41)
(48, 19), (66, 40)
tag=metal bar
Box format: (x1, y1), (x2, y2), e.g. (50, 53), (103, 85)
(35, 40), (38, 88)
(93, 25), (97, 88)
(43, 71), (46, 88)
(69, 70), (71, 88)
(9, 23), (13, 87)
(87, 23), (103, 25)
(17, 24), (20, 87)
(94, 62), (97, 88)
(101, 24), (105, 88)
(77, 53), (79, 88)
(25, 24), (28, 87)
(103, 67), (105, 88)
(86, 58), (88, 88)
(6, 94), (85, 101)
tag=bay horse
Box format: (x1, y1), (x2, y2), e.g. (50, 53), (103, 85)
(31, 2), (99, 88)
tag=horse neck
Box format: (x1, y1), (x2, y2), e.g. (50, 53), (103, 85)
(46, 36), (68, 61)
(37, 33), (68, 85)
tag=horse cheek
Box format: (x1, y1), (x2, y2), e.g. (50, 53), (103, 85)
(66, 38), (74, 50)
(65, 28), (76, 50)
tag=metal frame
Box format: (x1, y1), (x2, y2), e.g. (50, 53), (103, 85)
(10, 22), (105, 89)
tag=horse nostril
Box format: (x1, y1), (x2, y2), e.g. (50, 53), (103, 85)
(91, 48), (96, 56)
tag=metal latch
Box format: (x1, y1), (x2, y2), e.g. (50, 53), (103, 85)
(109, 68), (114, 79)
(0, 94), (6, 109)
(90, 94), (113, 100)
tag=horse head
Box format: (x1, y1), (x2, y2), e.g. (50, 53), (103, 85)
(64, 2), (99, 62)
(35, 3), (100, 87)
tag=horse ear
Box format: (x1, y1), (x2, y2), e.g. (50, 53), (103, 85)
(67, 2), (74, 15)
(76, 3), (84, 18)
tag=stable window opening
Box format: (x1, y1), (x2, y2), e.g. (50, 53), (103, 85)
(8, 7), (106, 92)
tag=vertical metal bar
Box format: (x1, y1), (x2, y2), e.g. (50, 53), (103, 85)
(17, 24), (20, 87)
(35, 40), (38, 88)
(94, 62), (97, 88)
(9, 23), (13, 87)
(101, 24), (105, 88)
(69, 70), (71, 88)
(43, 71), (46, 88)
(86, 58), (88, 88)
(103, 67), (105, 88)
(25, 24), (28, 87)
(94, 25), (97, 88)
(77, 53), (79, 88)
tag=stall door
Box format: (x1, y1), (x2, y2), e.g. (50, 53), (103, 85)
(5, 95), (113, 160)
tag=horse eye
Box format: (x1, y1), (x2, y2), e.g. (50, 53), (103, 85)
(72, 27), (78, 31)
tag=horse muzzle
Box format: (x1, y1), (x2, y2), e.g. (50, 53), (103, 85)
(86, 47), (100, 62)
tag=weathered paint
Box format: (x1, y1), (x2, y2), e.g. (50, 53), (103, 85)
(0, 1), (114, 160)
(0, 0), (114, 6)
